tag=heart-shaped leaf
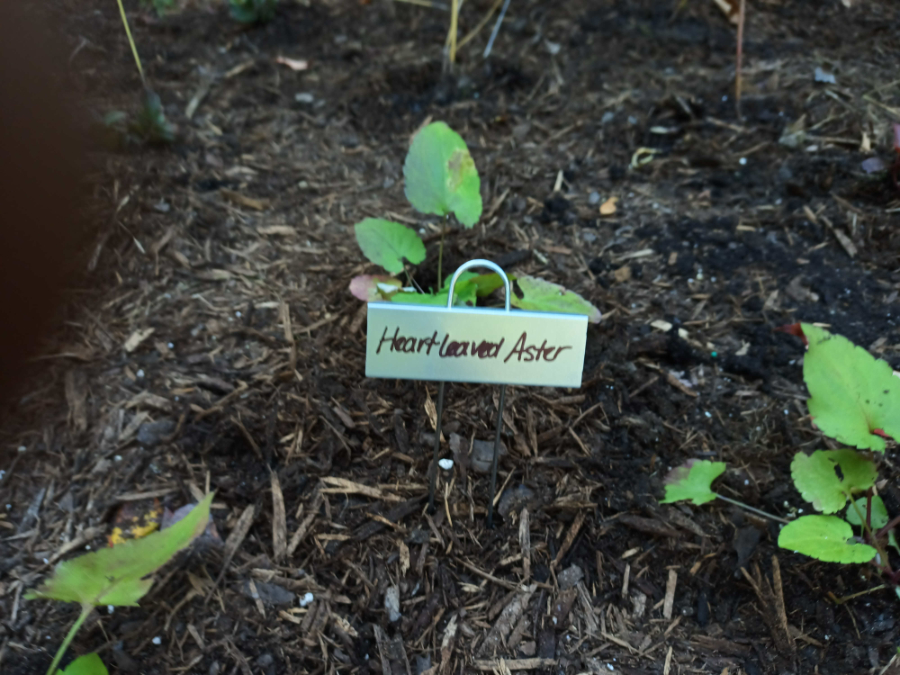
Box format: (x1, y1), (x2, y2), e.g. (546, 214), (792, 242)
(354, 219), (426, 274)
(403, 122), (482, 227)
(801, 323), (900, 451)
(790, 449), (877, 513)
(27, 493), (213, 607)
(511, 275), (601, 323)
(778, 515), (877, 564)
(661, 459), (726, 506)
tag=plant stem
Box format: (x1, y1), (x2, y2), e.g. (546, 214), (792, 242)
(876, 514), (900, 540)
(46, 604), (92, 675)
(848, 493), (889, 565)
(735, 0), (745, 118)
(714, 493), (790, 524)
(437, 221), (446, 291)
(116, 0), (146, 87)
(449, 0), (459, 65)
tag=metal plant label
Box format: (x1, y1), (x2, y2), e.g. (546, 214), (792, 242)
(365, 303), (588, 387)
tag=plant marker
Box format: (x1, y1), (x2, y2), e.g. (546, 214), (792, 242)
(366, 259), (591, 526)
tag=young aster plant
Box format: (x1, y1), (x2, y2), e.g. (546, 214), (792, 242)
(662, 324), (900, 598)
(349, 121), (601, 322)
(27, 493), (214, 675)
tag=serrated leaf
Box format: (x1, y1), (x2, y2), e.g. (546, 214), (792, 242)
(349, 275), (402, 302)
(660, 459), (725, 505)
(801, 323), (900, 451)
(59, 653), (108, 675)
(845, 495), (889, 529)
(778, 515), (877, 563)
(511, 275), (602, 323)
(354, 219), (426, 274)
(403, 122), (482, 227)
(790, 449), (877, 513)
(26, 493), (213, 607)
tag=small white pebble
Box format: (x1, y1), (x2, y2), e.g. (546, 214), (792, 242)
(438, 458), (454, 471)
(744, 479), (749, 486)
(722, 94), (728, 102)
(18, 445), (27, 453)
(167, 342), (174, 349)
(300, 592), (315, 607)
(739, 157), (747, 166)
(114, 455), (123, 462)
(108, 606), (115, 614)
(235, 311), (242, 318)
(136, 369), (145, 379)
(85, 545), (91, 550)
(152, 636), (162, 646)
(704, 411), (712, 418)
(43, 558), (49, 564)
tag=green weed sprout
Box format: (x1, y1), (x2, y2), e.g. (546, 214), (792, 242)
(26, 493), (214, 675)
(662, 324), (900, 597)
(229, 0), (278, 23)
(349, 121), (601, 322)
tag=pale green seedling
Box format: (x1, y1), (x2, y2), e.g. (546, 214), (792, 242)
(349, 122), (601, 320)
(778, 515), (877, 564)
(662, 324), (900, 599)
(802, 322), (900, 451)
(27, 493), (213, 675)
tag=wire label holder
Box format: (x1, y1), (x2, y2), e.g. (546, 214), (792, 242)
(365, 259), (591, 526)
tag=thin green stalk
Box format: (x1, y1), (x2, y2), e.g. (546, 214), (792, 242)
(714, 493), (790, 525)
(46, 604), (92, 675)
(437, 221), (446, 291)
(116, 0), (146, 86)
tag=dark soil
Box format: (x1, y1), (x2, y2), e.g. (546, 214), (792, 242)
(3, 0), (900, 674)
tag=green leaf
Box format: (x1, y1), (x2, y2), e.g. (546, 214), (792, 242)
(58, 653), (108, 675)
(511, 275), (602, 323)
(26, 493), (213, 607)
(349, 275), (402, 302)
(846, 495), (889, 529)
(354, 219), (426, 274)
(468, 273), (509, 298)
(801, 323), (900, 451)
(778, 515), (877, 563)
(790, 449), (877, 514)
(660, 459), (725, 506)
(403, 122), (482, 227)
(391, 282), (477, 308)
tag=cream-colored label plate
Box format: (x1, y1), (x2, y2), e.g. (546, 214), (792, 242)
(366, 303), (588, 387)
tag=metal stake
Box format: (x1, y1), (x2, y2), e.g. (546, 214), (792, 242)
(486, 383), (506, 528)
(426, 259), (512, 526)
(428, 381), (445, 514)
